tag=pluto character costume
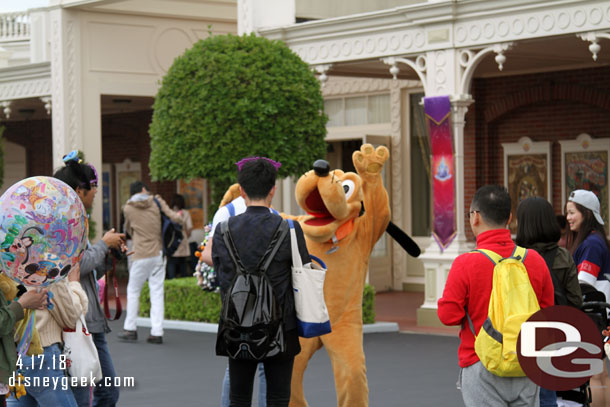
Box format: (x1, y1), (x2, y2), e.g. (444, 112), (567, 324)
(220, 144), (390, 407)
(288, 144), (389, 407)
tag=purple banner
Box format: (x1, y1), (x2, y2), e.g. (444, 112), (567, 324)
(424, 96), (456, 251)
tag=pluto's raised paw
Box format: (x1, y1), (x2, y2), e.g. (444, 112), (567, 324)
(353, 143), (389, 176)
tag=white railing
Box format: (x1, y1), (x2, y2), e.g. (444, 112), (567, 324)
(0, 12), (30, 42)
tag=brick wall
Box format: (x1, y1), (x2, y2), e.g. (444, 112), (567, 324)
(3, 119), (53, 177)
(1, 111), (177, 228)
(102, 110), (177, 227)
(101, 110), (176, 202)
(464, 66), (610, 241)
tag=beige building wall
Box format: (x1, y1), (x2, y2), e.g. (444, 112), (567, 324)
(296, 0), (425, 20)
(18, 2), (237, 239)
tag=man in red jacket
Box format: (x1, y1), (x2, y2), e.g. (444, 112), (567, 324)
(438, 185), (554, 406)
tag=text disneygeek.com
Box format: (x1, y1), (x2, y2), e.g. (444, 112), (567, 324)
(9, 372), (136, 390)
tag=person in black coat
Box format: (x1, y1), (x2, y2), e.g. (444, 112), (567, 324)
(212, 157), (309, 407)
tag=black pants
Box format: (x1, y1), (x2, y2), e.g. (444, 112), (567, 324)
(228, 354), (295, 407)
(166, 256), (188, 279)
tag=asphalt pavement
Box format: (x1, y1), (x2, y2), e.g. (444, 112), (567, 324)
(105, 318), (462, 407)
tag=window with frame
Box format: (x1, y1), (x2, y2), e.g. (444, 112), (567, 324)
(324, 94), (390, 126)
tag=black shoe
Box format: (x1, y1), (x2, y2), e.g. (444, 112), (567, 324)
(118, 330), (137, 341)
(147, 335), (163, 344)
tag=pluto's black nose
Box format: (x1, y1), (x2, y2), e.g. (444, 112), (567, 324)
(313, 160), (330, 177)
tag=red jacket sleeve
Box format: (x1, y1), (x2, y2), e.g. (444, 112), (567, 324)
(437, 255), (468, 326)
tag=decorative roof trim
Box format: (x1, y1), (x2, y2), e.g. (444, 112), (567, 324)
(0, 62), (51, 101)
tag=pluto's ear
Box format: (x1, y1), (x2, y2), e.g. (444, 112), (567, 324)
(386, 221), (421, 257)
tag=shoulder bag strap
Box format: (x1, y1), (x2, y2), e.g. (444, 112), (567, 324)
(464, 248), (501, 336)
(79, 314), (91, 335)
(152, 197), (163, 218)
(226, 202), (235, 217)
(152, 197), (166, 231)
(287, 219), (303, 269)
(258, 220), (289, 273)
(103, 254), (122, 321)
(465, 307), (476, 336)
(220, 220), (247, 275)
(512, 245), (528, 262)
(471, 249), (500, 265)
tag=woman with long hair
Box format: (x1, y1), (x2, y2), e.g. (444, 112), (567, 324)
(516, 196), (582, 407)
(566, 189), (610, 407)
(565, 190), (610, 297)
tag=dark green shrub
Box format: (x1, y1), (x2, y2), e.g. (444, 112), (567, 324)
(148, 34), (328, 211)
(139, 277), (221, 322)
(140, 278), (376, 325)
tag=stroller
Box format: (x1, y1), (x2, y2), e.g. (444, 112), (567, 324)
(556, 283), (610, 407)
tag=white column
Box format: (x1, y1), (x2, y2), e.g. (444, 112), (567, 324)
(417, 49), (474, 327)
(82, 83), (103, 240)
(449, 99), (473, 253)
(420, 49), (473, 256)
(238, 0), (295, 35)
(50, 8), (83, 169)
(29, 10), (50, 63)
(49, 9), (103, 240)
(390, 81), (406, 290)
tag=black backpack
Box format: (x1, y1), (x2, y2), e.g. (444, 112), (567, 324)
(152, 198), (183, 257)
(217, 219), (288, 360)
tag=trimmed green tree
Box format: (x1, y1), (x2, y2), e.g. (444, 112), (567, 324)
(149, 34), (328, 214)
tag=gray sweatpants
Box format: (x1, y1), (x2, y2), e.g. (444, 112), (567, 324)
(459, 361), (540, 407)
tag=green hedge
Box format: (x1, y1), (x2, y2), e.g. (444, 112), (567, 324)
(362, 283), (376, 324)
(139, 277), (376, 324)
(139, 277), (221, 322)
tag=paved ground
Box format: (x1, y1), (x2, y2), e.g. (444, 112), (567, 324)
(106, 318), (462, 407)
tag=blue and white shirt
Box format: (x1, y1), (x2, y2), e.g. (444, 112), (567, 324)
(574, 232), (610, 300)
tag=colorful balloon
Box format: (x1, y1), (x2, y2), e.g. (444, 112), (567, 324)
(0, 176), (88, 287)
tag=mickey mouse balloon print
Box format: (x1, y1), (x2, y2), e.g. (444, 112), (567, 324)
(0, 176), (88, 287)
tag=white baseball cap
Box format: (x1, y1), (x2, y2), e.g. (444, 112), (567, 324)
(568, 189), (604, 225)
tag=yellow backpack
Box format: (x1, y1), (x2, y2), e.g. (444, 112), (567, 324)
(466, 246), (541, 377)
